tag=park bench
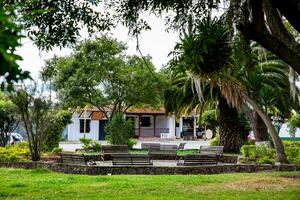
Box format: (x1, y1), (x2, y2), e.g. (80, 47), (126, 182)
(178, 143), (186, 150)
(101, 145), (128, 161)
(112, 154), (153, 166)
(149, 144), (178, 159)
(60, 153), (95, 165)
(179, 154), (220, 166)
(199, 146), (224, 156)
(141, 143), (160, 150)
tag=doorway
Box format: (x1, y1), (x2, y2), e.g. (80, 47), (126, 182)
(99, 120), (108, 140)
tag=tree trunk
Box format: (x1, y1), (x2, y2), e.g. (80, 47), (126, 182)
(242, 93), (288, 163)
(251, 111), (269, 142)
(218, 97), (243, 152)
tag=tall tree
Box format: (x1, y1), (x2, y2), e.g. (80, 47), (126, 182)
(41, 36), (162, 119)
(167, 17), (288, 162)
(10, 86), (71, 161)
(233, 39), (300, 142)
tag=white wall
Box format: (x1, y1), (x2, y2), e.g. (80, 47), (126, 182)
(67, 111), (99, 141)
(155, 115), (169, 128)
(279, 123), (300, 138)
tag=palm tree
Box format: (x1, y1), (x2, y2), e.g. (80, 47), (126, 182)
(167, 17), (288, 162)
(234, 42), (300, 142)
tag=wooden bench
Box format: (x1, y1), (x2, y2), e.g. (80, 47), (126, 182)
(199, 146), (224, 156)
(60, 153), (93, 165)
(112, 154), (153, 166)
(141, 143), (160, 150)
(101, 145), (128, 161)
(149, 144), (177, 159)
(178, 143), (186, 150)
(179, 154), (220, 166)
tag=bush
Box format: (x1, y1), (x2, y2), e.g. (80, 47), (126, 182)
(283, 141), (300, 148)
(79, 137), (101, 152)
(43, 110), (72, 152)
(0, 145), (30, 162)
(105, 113), (134, 146)
(240, 145), (276, 164)
(51, 147), (62, 154)
(210, 134), (220, 146)
(128, 138), (137, 149)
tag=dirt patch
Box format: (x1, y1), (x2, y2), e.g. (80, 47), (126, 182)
(176, 176), (300, 193)
(225, 177), (300, 191)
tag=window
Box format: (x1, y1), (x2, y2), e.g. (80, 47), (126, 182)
(80, 119), (91, 133)
(140, 116), (151, 127)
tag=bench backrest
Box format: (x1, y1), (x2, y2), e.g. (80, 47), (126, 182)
(112, 154), (151, 165)
(160, 145), (178, 151)
(141, 143), (160, 150)
(199, 146), (224, 155)
(183, 154), (219, 165)
(60, 153), (86, 165)
(178, 143), (186, 150)
(102, 145), (128, 154)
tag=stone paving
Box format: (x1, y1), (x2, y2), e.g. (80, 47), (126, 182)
(59, 138), (210, 152)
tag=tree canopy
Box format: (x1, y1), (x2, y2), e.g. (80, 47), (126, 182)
(42, 36), (164, 119)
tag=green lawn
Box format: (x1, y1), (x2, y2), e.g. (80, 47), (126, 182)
(0, 168), (299, 199)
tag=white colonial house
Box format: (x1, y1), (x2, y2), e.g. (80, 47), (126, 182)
(66, 107), (198, 141)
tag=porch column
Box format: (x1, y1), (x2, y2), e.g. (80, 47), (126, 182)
(168, 116), (176, 138)
(138, 114), (141, 137)
(153, 115), (156, 137)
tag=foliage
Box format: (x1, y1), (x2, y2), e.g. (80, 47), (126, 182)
(283, 141), (300, 164)
(128, 138), (137, 149)
(79, 138), (101, 152)
(42, 36), (162, 119)
(171, 17), (231, 76)
(3, 1), (113, 51)
(209, 134), (220, 146)
(240, 145), (276, 164)
(105, 112), (133, 147)
(43, 110), (72, 152)
(51, 147), (62, 155)
(201, 109), (218, 128)
(241, 143), (300, 165)
(0, 93), (18, 146)
(0, 6), (29, 88)
(10, 87), (54, 161)
(287, 113), (300, 139)
(0, 144), (30, 162)
(285, 147), (300, 164)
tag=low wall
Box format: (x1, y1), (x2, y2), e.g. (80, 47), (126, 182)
(84, 155), (238, 163)
(0, 162), (299, 175)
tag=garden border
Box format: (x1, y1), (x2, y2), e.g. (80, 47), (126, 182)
(0, 162), (299, 175)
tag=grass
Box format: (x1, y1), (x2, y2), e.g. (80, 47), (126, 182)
(0, 168), (299, 199)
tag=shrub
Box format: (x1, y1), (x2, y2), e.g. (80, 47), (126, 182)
(240, 145), (276, 164)
(209, 134), (220, 146)
(105, 113), (134, 146)
(241, 145), (256, 158)
(17, 141), (29, 149)
(51, 147), (62, 154)
(283, 141), (300, 148)
(79, 137), (101, 152)
(0, 145), (30, 162)
(43, 110), (72, 152)
(285, 147), (300, 164)
(128, 138), (137, 149)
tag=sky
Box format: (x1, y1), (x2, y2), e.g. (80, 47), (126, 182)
(16, 14), (179, 80)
